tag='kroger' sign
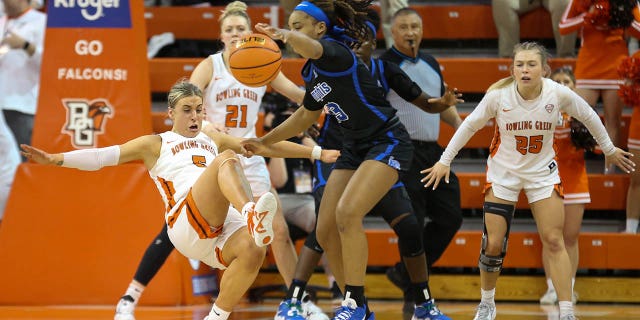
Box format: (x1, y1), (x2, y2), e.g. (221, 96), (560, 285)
(47, 0), (131, 28)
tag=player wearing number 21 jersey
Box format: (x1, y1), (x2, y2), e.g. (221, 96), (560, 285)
(439, 78), (615, 190)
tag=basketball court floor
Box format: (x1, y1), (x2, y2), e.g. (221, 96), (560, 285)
(1, 300), (639, 319)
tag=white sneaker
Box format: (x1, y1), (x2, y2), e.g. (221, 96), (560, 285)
(540, 289), (578, 305)
(473, 302), (496, 320)
(540, 289), (558, 305)
(114, 295), (136, 320)
(245, 192), (277, 247)
(147, 32), (175, 59)
(560, 315), (577, 320)
(301, 297), (329, 320)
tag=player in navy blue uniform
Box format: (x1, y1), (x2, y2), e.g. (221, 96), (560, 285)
(244, 2), (460, 319)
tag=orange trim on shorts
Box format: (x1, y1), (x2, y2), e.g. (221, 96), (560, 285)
(215, 246), (228, 268)
(483, 182), (492, 195)
(167, 201), (186, 228)
(554, 183), (564, 198)
(184, 189), (223, 239)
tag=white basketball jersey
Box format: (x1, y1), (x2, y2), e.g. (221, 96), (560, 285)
(440, 78), (614, 189)
(204, 52), (267, 139)
(149, 131), (219, 218)
(486, 80), (562, 187)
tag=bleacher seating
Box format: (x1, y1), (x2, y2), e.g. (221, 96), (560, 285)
(144, 4), (555, 41)
(149, 57), (577, 94)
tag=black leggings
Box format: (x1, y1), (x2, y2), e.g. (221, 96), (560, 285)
(133, 224), (175, 285)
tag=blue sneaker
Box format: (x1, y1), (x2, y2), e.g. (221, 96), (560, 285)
(411, 300), (451, 320)
(332, 298), (368, 320)
(275, 299), (305, 320)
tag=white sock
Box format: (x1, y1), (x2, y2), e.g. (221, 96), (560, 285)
(480, 288), (495, 305)
(571, 278), (575, 291)
(241, 202), (255, 218)
(207, 303), (231, 320)
(626, 218), (639, 233)
(125, 281), (145, 302)
(558, 300), (574, 317)
(546, 278), (555, 292)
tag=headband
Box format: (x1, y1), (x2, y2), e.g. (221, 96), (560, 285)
(294, 1), (331, 27)
(364, 21), (377, 39)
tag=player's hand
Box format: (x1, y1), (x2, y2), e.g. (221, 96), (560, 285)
(240, 138), (265, 158)
(20, 144), (60, 165)
(420, 162), (451, 190)
(320, 149), (340, 163)
(255, 23), (289, 42)
(429, 84), (463, 107)
(606, 147), (635, 174)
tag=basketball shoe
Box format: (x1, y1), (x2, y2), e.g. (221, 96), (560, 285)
(244, 192), (277, 247)
(275, 299), (305, 320)
(114, 295), (136, 320)
(411, 300), (451, 320)
(301, 293), (329, 320)
(332, 297), (372, 320)
(472, 302), (496, 320)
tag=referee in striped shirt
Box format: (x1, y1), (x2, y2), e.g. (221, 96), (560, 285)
(380, 7), (464, 308)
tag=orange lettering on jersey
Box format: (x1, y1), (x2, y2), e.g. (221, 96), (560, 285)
(243, 89), (258, 102)
(535, 121), (553, 130)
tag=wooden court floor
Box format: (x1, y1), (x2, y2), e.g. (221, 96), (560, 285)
(1, 300), (639, 320)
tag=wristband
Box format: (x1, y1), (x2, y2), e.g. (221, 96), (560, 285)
(22, 41), (30, 50)
(311, 145), (322, 160)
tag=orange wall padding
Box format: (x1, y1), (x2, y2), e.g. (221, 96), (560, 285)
(0, 164), (217, 305)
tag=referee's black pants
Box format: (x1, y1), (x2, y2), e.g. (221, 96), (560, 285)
(401, 140), (463, 267)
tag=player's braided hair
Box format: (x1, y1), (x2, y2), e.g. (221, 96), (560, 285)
(310, 0), (372, 47)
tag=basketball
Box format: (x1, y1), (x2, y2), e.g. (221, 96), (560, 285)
(229, 34), (282, 87)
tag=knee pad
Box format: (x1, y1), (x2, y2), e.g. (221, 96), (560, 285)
(478, 202), (515, 272)
(304, 228), (324, 254)
(392, 214), (424, 258)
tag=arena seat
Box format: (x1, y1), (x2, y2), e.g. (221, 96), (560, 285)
(149, 58), (577, 94)
(144, 4), (556, 41)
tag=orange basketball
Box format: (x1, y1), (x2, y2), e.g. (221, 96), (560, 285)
(229, 34), (282, 87)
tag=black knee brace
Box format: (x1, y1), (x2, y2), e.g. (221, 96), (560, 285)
(304, 227), (324, 254)
(392, 214), (424, 258)
(478, 202), (515, 273)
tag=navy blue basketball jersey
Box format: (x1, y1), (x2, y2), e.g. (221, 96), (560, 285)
(301, 38), (400, 140)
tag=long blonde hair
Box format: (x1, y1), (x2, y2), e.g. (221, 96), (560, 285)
(487, 42), (551, 92)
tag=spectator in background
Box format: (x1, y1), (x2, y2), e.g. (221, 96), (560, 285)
(560, 0), (640, 173)
(492, 0), (576, 58)
(618, 50), (640, 233)
(380, 8), (464, 317)
(0, 0), (46, 161)
(540, 67), (591, 305)
(0, 111), (20, 222)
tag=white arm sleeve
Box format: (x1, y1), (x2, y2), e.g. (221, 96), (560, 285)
(561, 88), (616, 156)
(439, 91), (498, 166)
(62, 146), (121, 171)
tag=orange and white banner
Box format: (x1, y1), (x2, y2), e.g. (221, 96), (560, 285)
(33, 0), (150, 151)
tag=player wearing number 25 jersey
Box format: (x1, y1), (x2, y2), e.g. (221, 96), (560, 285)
(439, 78), (614, 200)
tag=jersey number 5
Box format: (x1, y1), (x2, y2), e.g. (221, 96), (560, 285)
(515, 135), (543, 155)
(226, 104), (248, 128)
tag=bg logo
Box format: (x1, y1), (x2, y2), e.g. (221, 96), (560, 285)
(62, 99), (114, 147)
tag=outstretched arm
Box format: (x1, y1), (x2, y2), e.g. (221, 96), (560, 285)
(205, 128), (339, 163)
(20, 135), (160, 170)
(255, 23), (323, 60)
